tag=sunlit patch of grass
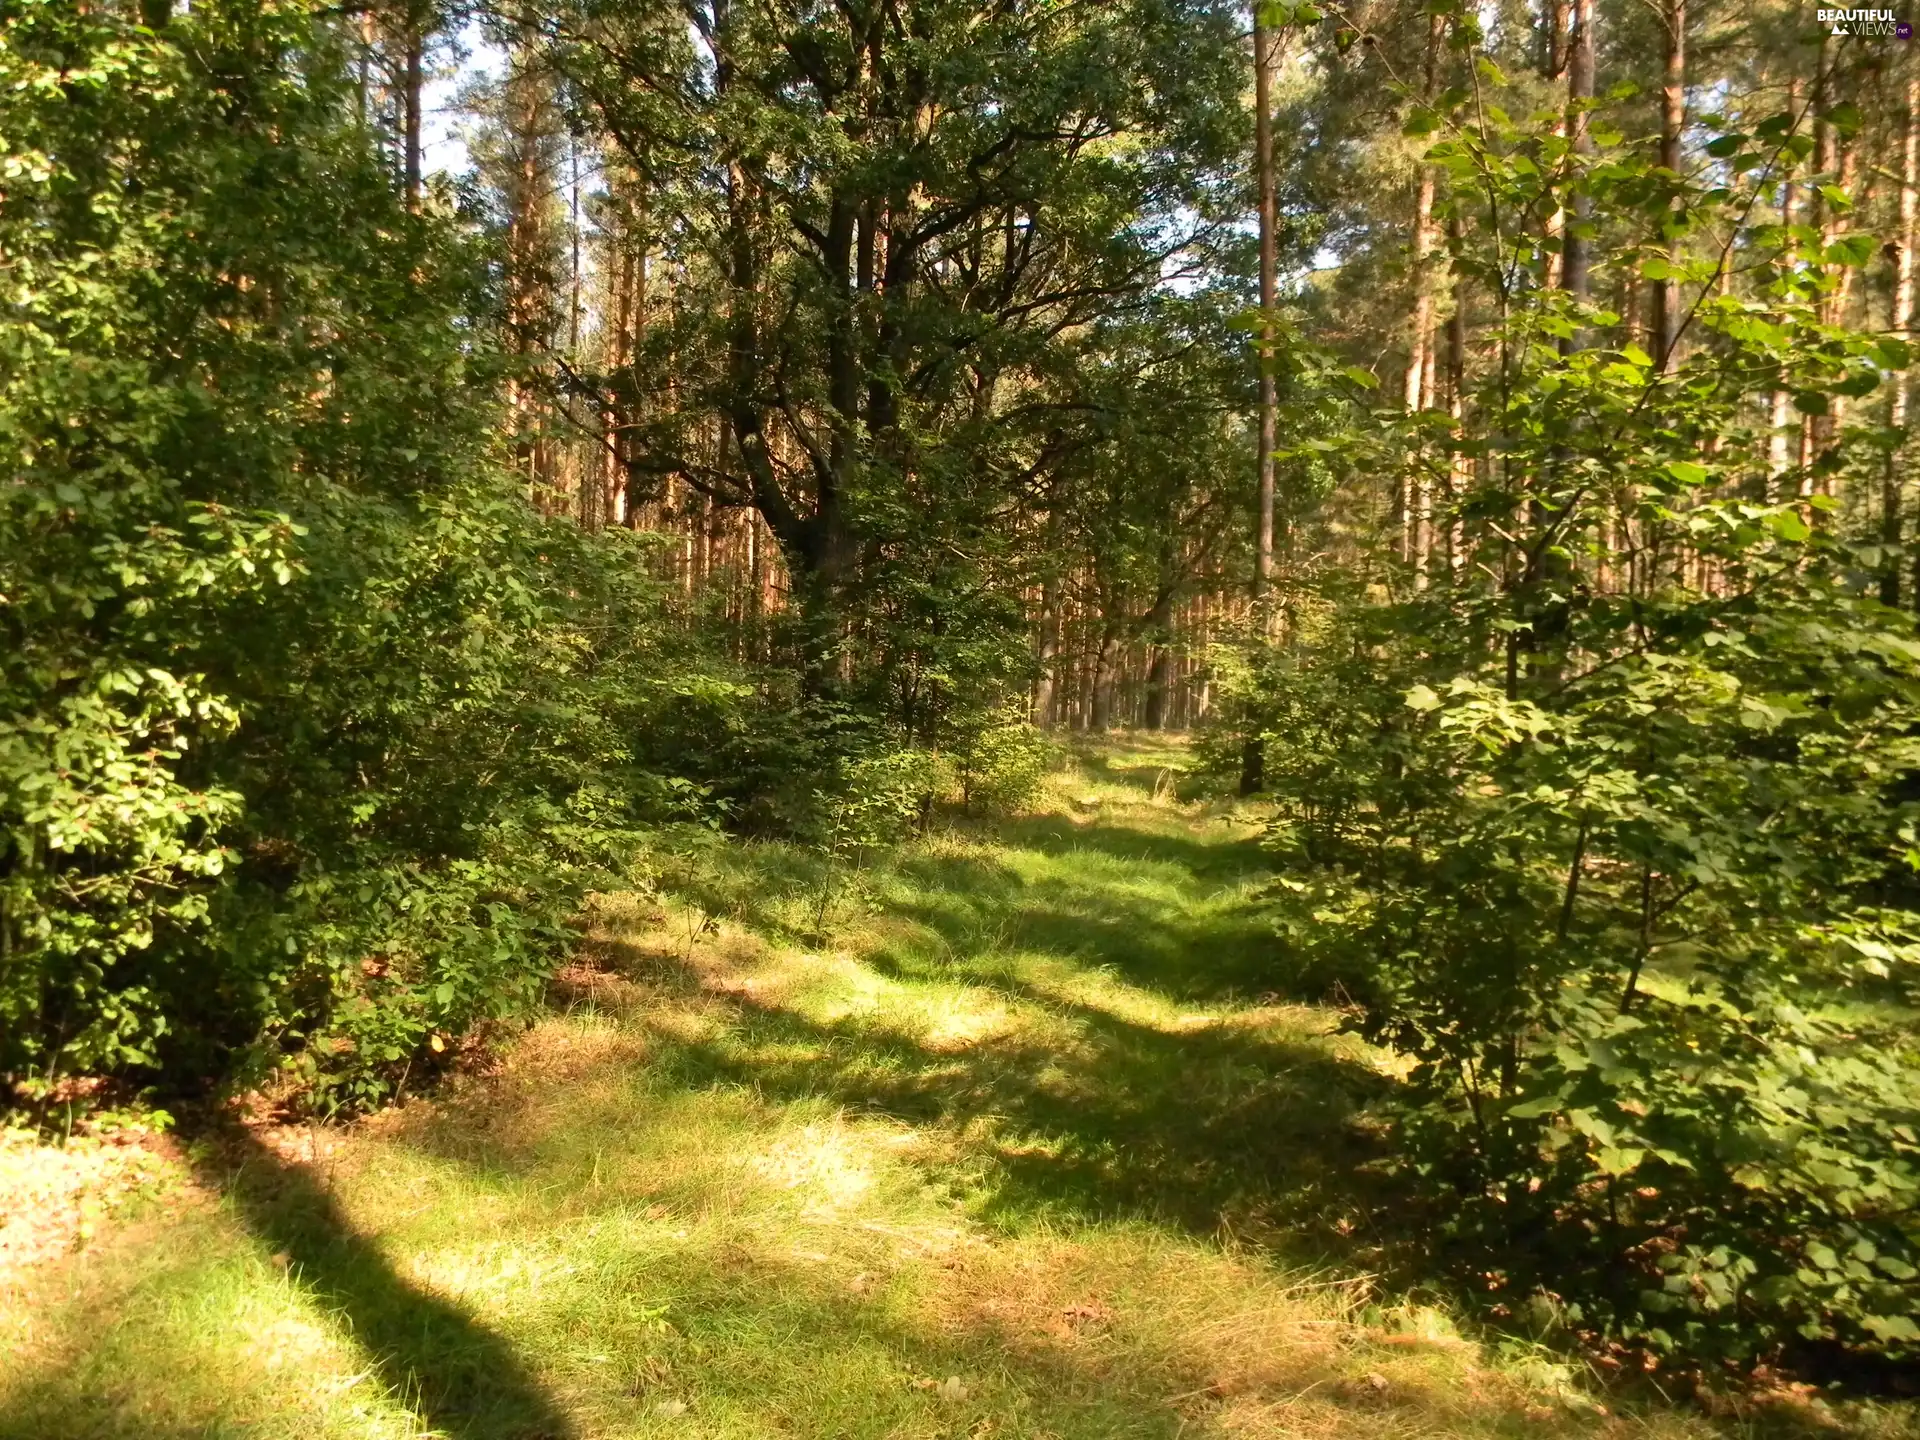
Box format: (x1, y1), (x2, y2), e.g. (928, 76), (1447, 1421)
(4, 736), (1915, 1440)
(1, 1204), (424, 1439)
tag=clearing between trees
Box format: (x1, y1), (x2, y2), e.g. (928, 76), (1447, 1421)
(1, 740), (1901, 1440)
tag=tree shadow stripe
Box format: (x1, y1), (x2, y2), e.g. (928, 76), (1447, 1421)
(194, 1124), (575, 1440)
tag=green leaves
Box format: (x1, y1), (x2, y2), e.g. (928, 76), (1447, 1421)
(1257, 0), (1324, 25)
(0, 0), (694, 1113)
(1826, 232), (1876, 267)
(1823, 100), (1865, 141)
(1402, 106), (1444, 138)
(1237, 52), (1920, 1364)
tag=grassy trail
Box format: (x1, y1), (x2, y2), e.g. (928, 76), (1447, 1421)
(0, 740), (1840, 1439)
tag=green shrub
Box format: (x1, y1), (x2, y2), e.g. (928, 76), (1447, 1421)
(1258, 573), (1920, 1363)
(954, 706), (1056, 815)
(1233, 90), (1920, 1367)
(0, 0), (703, 1112)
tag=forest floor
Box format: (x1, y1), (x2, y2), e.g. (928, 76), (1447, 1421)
(2, 737), (1914, 1440)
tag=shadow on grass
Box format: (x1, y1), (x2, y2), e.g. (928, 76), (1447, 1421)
(658, 820), (1280, 1003)
(1061, 735), (1209, 793)
(991, 814), (1268, 883)
(647, 984), (1387, 1249)
(615, 797), (1373, 1246)
(873, 827), (1279, 1003)
(0, 1399), (228, 1440)
(190, 1124), (576, 1440)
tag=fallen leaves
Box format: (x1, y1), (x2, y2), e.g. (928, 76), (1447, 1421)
(0, 1126), (178, 1286)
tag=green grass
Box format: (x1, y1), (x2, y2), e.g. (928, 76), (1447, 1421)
(4, 737), (1916, 1440)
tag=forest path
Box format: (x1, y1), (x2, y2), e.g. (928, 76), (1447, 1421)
(2, 739), (1724, 1440)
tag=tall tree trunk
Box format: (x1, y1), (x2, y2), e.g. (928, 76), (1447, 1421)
(1144, 646), (1173, 730)
(1253, 9), (1279, 621)
(1091, 619), (1122, 731)
(503, 29), (555, 493)
(568, 136), (582, 358)
(618, 183), (650, 524)
(1888, 65), (1917, 604)
(1403, 13), (1442, 416)
(1034, 571), (1062, 729)
(1446, 210), (1468, 575)
(1811, 41), (1843, 505)
(402, 9), (423, 209)
(1561, 0), (1596, 320)
(1406, 9), (1443, 583)
(1769, 79), (1800, 498)
(1243, 3), (1281, 795)
(1651, 0), (1685, 369)
(1541, 0), (1571, 287)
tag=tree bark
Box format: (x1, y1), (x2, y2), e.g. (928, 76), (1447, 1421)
(1091, 620), (1122, 731)
(1811, 40), (1844, 503)
(1561, 0), (1596, 321)
(1034, 571), (1061, 729)
(1545, 0), (1570, 78)
(1887, 66), (1917, 604)
(1769, 79), (1800, 498)
(1446, 210), (1468, 575)
(403, 12), (423, 209)
(1144, 646), (1173, 730)
(1651, 0), (1684, 369)
(503, 29), (556, 493)
(1406, 9), (1443, 582)
(1540, 0), (1571, 288)
(1253, 9), (1279, 621)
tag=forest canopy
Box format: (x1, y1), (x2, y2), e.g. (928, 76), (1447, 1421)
(3, 0), (1919, 1384)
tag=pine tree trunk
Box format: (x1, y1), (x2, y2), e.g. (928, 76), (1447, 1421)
(1887, 66), (1917, 603)
(1541, 0), (1571, 288)
(1770, 90), (1799, 499)
(1253, 9), (1279, 621)
(403, 12), (423, 209)
(1144, 646), (1173, 730)
(1406, 9), (1443, 583)
(1447, 210), (1468, 575)
(1811, 42), (1843, 506)
(1091, 621), (1121, 732)
(1561, 0), (1596, 322)
(1651, 0), (1684, 368)
(1034, 572), (1061, 729)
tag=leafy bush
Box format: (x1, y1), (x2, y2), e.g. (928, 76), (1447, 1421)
(0, 0), (703, 1112)
(953, 705), (1057, 815)
(1260, 568), (1920, 1363)
(1235, 91), (1920, 1367)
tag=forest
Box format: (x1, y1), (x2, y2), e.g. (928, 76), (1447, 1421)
(3, 0), (1920, 1433)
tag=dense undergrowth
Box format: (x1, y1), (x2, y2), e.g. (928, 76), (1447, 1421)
(10, 742), (1916, 1440)
(1207, 98), (1920, 1375)
(0, 0), (1041, 1120)
(0, 0), (687, 1111)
